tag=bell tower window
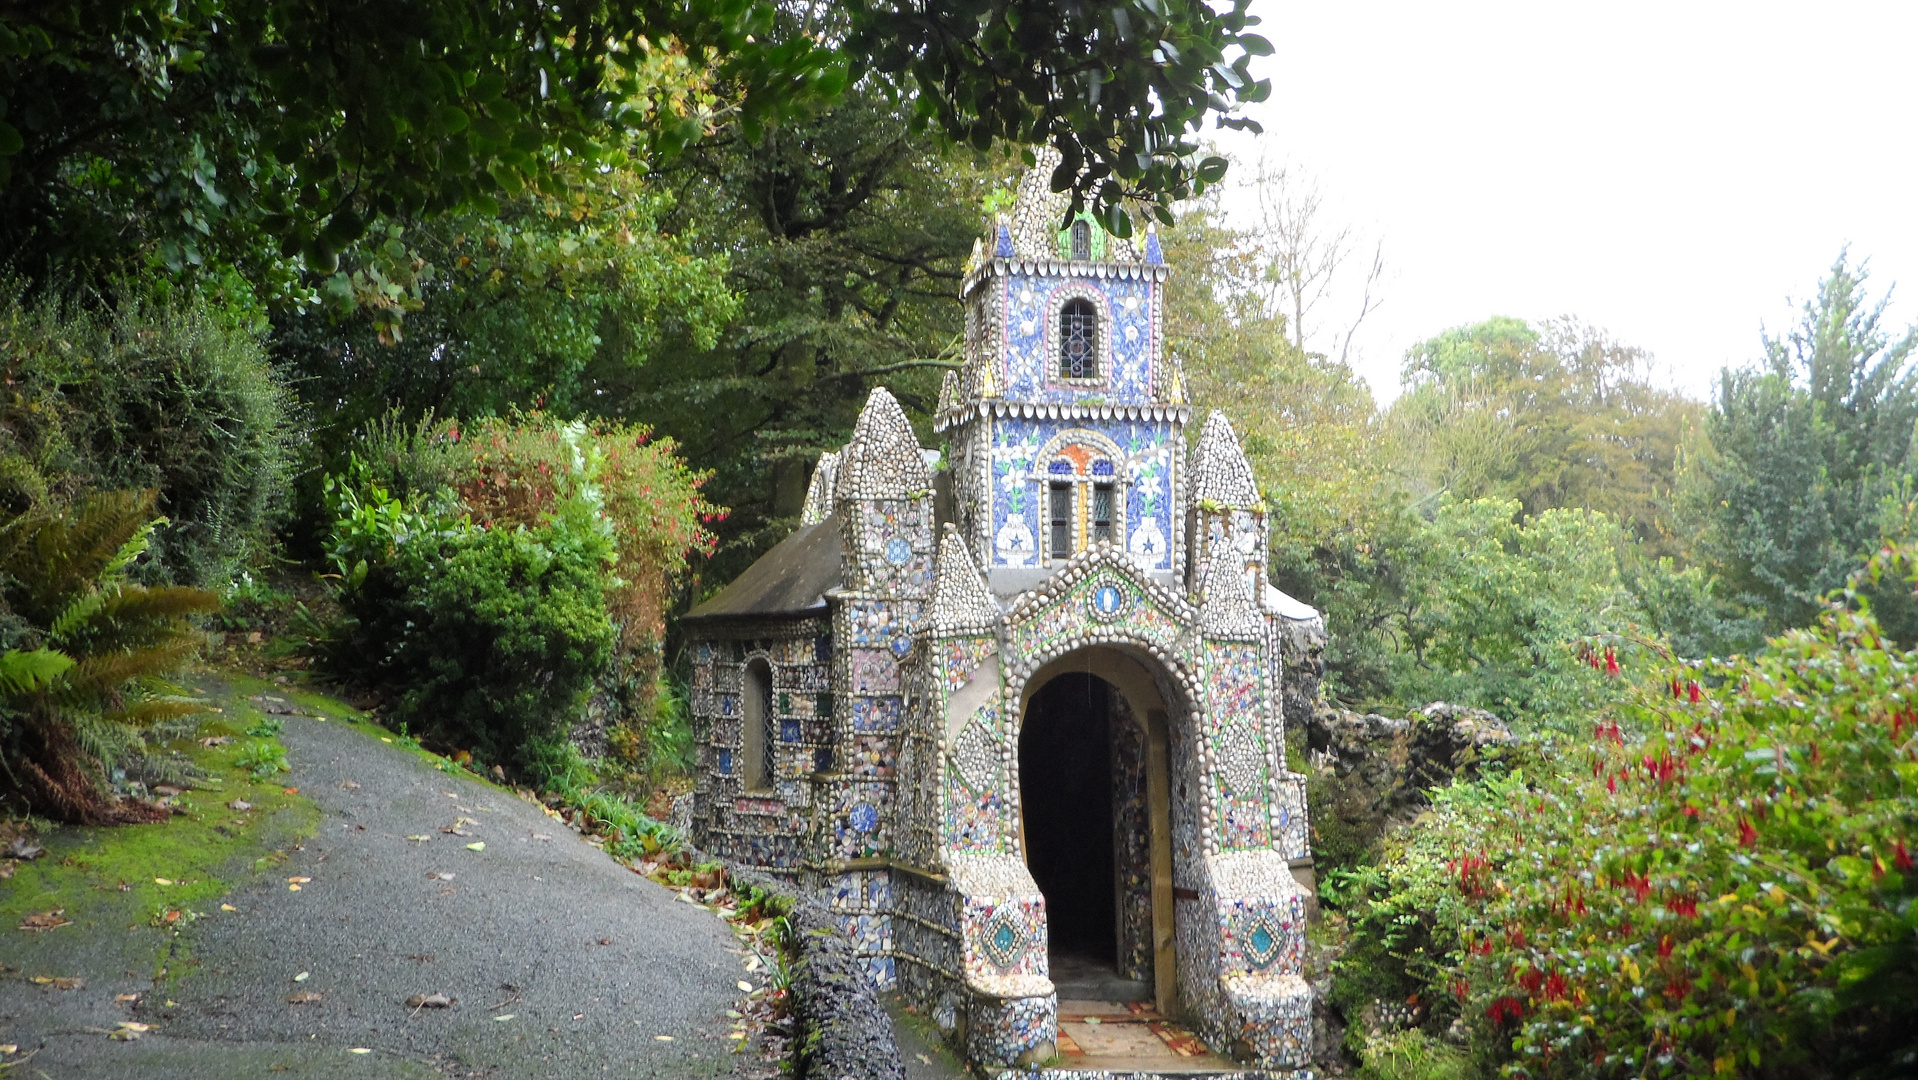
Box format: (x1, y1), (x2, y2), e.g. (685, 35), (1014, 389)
(1059, 298), (1098, 379)
(1092, 482), (1115, 546)
(1070, 219), (1091, 261)
(1049, 483), (1074, 561)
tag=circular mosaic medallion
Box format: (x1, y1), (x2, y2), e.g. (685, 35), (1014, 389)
(884, 537), (913, 565)
(1088, 580), (1127, 621)
(848, 802), (878, 833)
(890, 634), (913, 658)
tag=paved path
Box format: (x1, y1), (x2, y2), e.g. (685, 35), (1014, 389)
(6, 711), (745, 1079)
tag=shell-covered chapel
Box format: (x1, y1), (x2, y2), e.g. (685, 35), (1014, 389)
(683, 163), (1324, 1073)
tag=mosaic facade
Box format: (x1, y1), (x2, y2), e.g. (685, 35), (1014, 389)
(683, 153), (1324, 1071)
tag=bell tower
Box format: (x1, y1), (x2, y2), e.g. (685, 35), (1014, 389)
(934, 157), (1190, 596)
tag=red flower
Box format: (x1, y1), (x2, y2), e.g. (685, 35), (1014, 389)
(1687, 681), (1702, 704)
(1519, 968), (1544, 995)
(1453, 979), (1470, 1002)
(1897, 840), (1914, 872)
(1738, 819), (1759, 848)
(1544, 973), (1569, 1000)
(1605, 648), (1620, 677)
(1657, 935), (1674, 959)
(1486, 996), (1526, 1025)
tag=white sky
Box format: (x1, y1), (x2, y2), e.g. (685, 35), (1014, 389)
(1211, 0), (1918, 405)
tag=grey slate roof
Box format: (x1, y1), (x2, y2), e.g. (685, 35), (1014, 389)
(682, 512), (845, 623)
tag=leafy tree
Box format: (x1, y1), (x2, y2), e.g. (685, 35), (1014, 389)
(1695, 252), (1918, 639)
(0, 0), (1269, 295)
(274, 171), (738, 449)
(618, 88), (1001, 586)
(1390, 316), (1698, 547)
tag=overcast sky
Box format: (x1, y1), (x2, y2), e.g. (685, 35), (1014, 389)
(1210, 0), (1918, 404)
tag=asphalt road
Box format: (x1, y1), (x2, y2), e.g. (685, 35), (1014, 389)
(7, 712), (745, 1079)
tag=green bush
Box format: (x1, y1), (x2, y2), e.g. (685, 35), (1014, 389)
(1333, 547), (1918, 1079)
(322, 463), (616, 772)
(0, 284), (296, 586)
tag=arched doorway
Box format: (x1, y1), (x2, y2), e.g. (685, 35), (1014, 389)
(1017, 648), (1178, 1013)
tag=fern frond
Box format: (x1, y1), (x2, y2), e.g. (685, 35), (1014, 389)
(101, 514), (169, 581)
(0, 648), (75, 696)
(48, 591), (106, 643)
(105, 696), (210, 729)
(63, 643), (196, 699)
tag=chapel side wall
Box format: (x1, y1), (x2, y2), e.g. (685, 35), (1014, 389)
(687, 617), (831, 872)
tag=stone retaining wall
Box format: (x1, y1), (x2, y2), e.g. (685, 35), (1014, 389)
(724, 863), (907, 1080)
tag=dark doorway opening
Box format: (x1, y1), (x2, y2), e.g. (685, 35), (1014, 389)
(1020, 673), (1116, 963)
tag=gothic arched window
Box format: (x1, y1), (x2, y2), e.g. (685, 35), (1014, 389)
(1059, 297), (1098, 379)
(1070, 219), (1091, 261)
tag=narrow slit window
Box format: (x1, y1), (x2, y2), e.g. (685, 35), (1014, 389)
(1092, 482), (1115, 546)
(742, 659), (775, 792)
(1070, 219), (1091, 261)
(1049, 483), (1073, 560)
(1059, 298), (1098, 379)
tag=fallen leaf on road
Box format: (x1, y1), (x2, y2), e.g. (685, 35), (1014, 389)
(917, 1053), (933, 1065)
(349, 1047), (371, 1054)
(405, 834), (432, 843)
(531, 833), (551, 841)
(221, 904), (237, 912)
(20, 909), (70, 931)
(115, 994), (140, 1003)
(288, 883), (301, 891)
(406, 993), (455, 1009)
(438, 827), (470, 836)
(464, 842), (484, 852)
(427, 872), (455, 881)
(288, 877), (312, 885)
(492, 1013), (514, 1022)
(0, 1044), (14, 1053)
(654, 1035), (673, 1042)
(32, 976), (83, 989)
(228, 800), (252, 811)
(339, 780), (361, 790)
(286, 991), (322, 1004)
(596, 937), (613, 946)
(282, 787), (298, 794)
(110, 1021), (150, 1040)
(737, 981), (753, 992)
(294, 972), (310, 982)
(407, 954), (433, 963)
(154, 878), (174, 886)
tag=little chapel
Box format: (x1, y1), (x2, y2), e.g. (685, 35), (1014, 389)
(681, 160), (1324, 1073)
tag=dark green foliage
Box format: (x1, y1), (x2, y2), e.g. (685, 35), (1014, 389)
(0, 489), (218, 823)
(1696, 252), (1918, 641)
(0, 285), (296, 586)
(323, 473), (616, 771)
(1, 0), (1261, 299)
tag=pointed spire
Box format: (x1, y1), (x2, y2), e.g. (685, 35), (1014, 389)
(1188, 410), (1260, 509)
(1198, 549), (1263, 640)
(994, 215), (1015, 258)
(936, 369), (961, 415)
(800, 449), (841, 525)
(835, 388), (931, 502)
(930, 524), (1001, 635)
(1144, 223), (1164, 265)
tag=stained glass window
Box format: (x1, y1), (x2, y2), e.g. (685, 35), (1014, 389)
(1092, 482), (1115, 545)
(1059, 298), (1098, 378)
(1049, 483), (1073, 559)
(1070, 220), (1091, 261)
